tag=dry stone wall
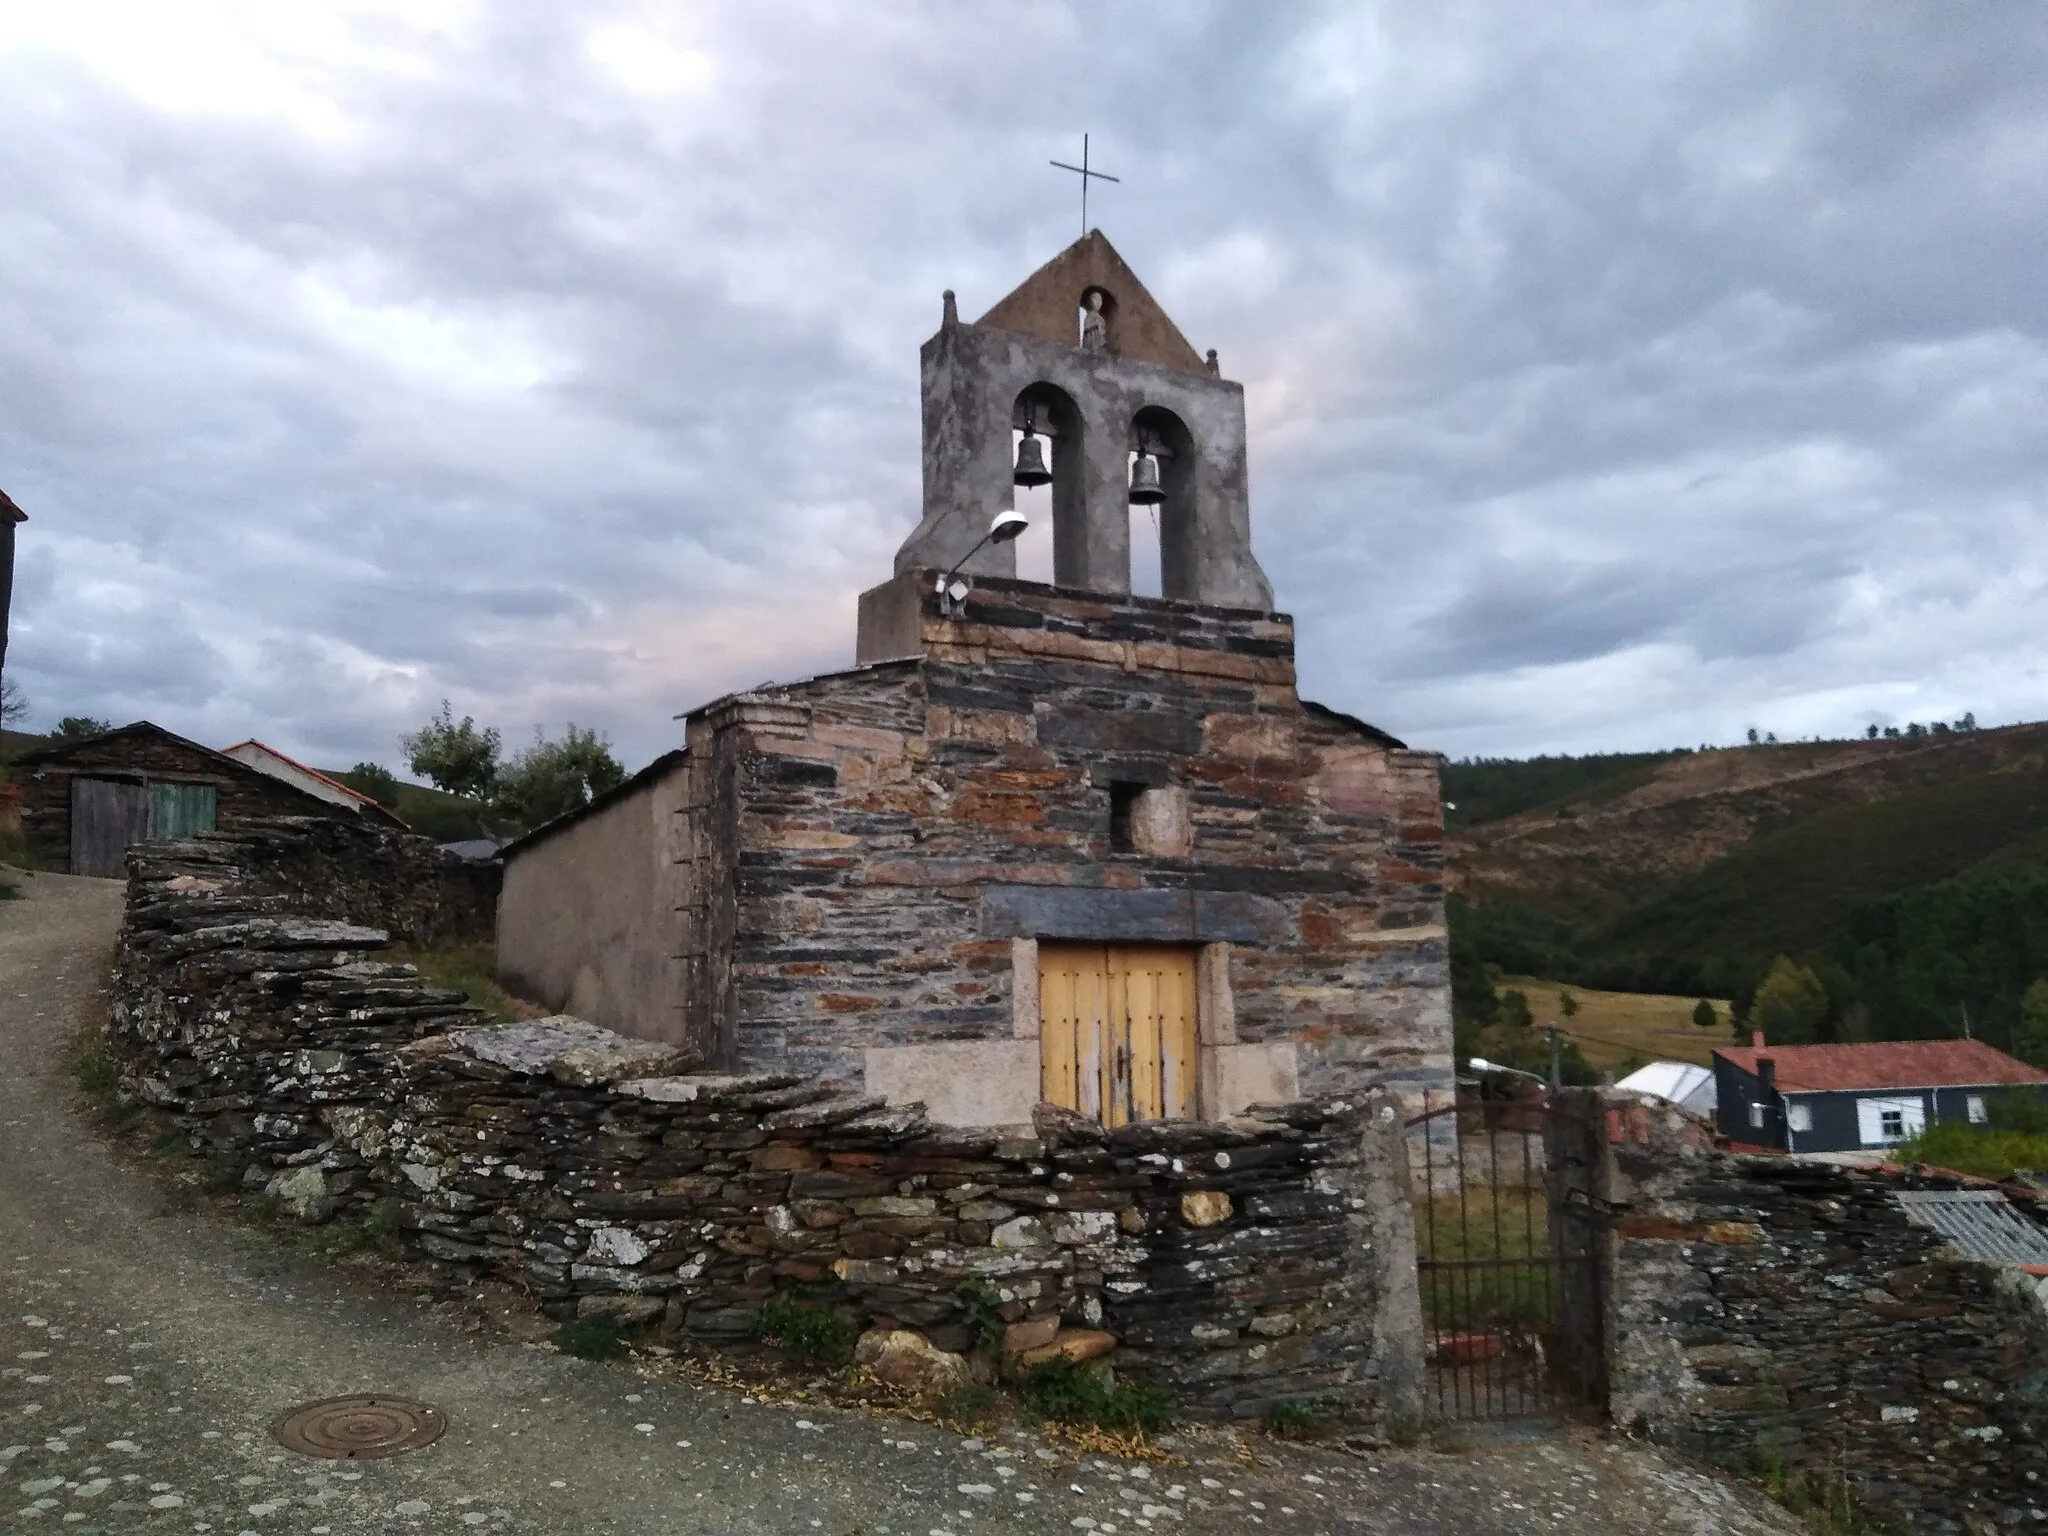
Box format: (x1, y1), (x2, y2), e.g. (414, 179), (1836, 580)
(1597, 1094), (2048, 1534)
(109, 835), (1423, 1423)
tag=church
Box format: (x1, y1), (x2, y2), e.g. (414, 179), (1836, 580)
(495, 231), (1451, 1129)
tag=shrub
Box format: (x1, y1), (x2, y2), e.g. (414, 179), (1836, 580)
(953, 1278), (1006, 1359)
(756, 1290), (855, 1365)
(1017, 1355), (1174, 1435)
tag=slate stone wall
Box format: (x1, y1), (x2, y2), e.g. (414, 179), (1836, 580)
(1599, 1094), (2048, 1533)
(136, 817), (497, 948)
(108, 839), (1425, 1424)
(655, 577), (1450, 1107)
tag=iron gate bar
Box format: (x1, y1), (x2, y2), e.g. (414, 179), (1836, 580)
(1407, 1087), (1606, 1424)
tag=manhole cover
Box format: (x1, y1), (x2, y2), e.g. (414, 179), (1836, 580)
(275, 1395), (446, 1460)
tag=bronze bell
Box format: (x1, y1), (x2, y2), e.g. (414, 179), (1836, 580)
(1128, 450), (1165, 505)
(1012, 431), (1053, 488)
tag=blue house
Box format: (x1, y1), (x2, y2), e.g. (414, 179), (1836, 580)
(1712, 1035), (2048, 1154)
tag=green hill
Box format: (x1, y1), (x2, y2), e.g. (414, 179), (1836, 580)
(1448, 724), (2048, 1058)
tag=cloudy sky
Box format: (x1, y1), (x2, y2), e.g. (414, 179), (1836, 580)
(1, 1), (2043, 773)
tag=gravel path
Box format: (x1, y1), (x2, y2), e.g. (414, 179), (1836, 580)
(0, 870), (1804, 1535)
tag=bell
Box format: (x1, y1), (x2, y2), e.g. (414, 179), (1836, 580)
(1127, 451), (1165, 505)
(1012, 431), (1053, 488)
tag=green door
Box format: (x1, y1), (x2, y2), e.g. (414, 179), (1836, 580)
(148, 782), (217, 839)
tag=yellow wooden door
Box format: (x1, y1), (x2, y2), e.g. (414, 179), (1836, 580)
(1039, 944), (1197, 1126)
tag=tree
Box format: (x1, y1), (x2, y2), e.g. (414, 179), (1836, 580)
(54, 716), (113, 740)
(2018, 979), (2048, 1070)
(1557, 988), (1579, 1017)
(1750, 956), (1830, 1046)
(0, 676), (25, 726)
(1864, 723), (1878, 740)
(490, 724), (625, 828)
(1746, 727), (1760, 746)
(338, 762), (402, 808)
(402, 702), (501, 800)
(1499, 988), (1534, 1031)
(1691, 998), (1717, 1029)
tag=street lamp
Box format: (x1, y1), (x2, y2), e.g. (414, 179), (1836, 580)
(936, 509), (1029, 614)
(1468, 1056), (1546, 1086)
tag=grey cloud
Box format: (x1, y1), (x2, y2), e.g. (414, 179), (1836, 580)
(0, 1), (2042, 770)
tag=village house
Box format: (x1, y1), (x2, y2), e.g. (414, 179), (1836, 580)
(15, 721), (405, 876)
(1713, 1034), (2048, 1153)
(496, 232), (1451, 1129)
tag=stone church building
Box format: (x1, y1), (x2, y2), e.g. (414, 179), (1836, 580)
(496, 232), (1450, 1128)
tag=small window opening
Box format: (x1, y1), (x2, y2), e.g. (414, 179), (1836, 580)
(1966, 1094), (1988, 1124)
(1109, 781), (1144, 852)
(1748, 1102), (1764, 1130)
(1879, 1108), (1905, 1141)
(1787, 1102), (1813, 1134)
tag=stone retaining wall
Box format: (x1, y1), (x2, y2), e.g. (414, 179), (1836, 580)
(108, 835), (1423, 1423)
(1597, 1093), (2048, 1533)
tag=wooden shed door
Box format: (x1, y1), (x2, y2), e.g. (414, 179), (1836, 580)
(1039, 944), (1198, 1127)
(70, 779), (150, 877)
(149, 782), (217, 840)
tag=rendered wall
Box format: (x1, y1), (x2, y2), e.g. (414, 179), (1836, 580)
(496, 762), (693, 1046)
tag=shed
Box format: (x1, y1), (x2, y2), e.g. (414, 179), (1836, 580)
(1614, 1060), (1718, 1116)
(1713, 1036), (2048, 1154)
(15, 721), (403, 877)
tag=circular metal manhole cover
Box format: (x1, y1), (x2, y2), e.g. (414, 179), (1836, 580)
(275, 1395), (447, 1460)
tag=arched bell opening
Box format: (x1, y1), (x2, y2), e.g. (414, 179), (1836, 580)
(1129, 405), (1196, 600)
(1011, 383), (1082, 588)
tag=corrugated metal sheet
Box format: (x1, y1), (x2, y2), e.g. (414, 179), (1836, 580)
(1894, 1190), (2048, 1266)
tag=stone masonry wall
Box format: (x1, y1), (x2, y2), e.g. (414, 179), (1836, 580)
(111, 838), (1424, 1423)
(1600, 1094), (2048, 1534)
(668, 577), (1449, 1114)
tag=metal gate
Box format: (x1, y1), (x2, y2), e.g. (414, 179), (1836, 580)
(1408, 1089), (1609, 1421)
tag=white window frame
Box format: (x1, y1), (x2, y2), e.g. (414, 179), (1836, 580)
(1966, 1094), (1988, 1125)
(1786, 1101), (1813, 1134)
(1857, 1095), (1926, 1147)
(1748, 1102), (1764, 1129)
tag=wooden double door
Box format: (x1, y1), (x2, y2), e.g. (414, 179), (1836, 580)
(1038, 944), (1199, 1127)
(70, 778), (217, 877)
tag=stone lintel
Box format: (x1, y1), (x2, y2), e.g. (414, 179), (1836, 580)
(977, 885), (1290, 945)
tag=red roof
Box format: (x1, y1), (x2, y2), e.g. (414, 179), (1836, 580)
(1717, 1038), (2048, 1094)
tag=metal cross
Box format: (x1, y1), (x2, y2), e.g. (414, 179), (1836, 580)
(1050, 134), (1119, 237)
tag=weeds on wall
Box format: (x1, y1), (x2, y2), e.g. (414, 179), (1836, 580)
(1261, 1399), (1324, 1439)
(756, 1289), (856, 1366)
(1016, 1355), (1175, 1436)
(557, 1315), (632, 1361)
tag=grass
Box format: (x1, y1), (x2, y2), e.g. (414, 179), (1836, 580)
(1413, 1183), (1553, 1332)
(1015, 1355), (1174, 1436)
(1262, 1399), (1324, 1439)
(756, 1290), (856, 1365)
(391, 941), (542, 1023)
(1498, 975), (1728, 1072)
(557, 1315), (633, 1361)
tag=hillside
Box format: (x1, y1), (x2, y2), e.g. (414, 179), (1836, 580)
(1451, 723), (2048, 926)
(1448, 723), (2048, 1057)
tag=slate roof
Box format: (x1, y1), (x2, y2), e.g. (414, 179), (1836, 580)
(1718, 1038), (2048, 1094)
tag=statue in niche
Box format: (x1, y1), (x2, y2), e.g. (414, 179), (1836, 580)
(1079, 289), (1108, 351)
